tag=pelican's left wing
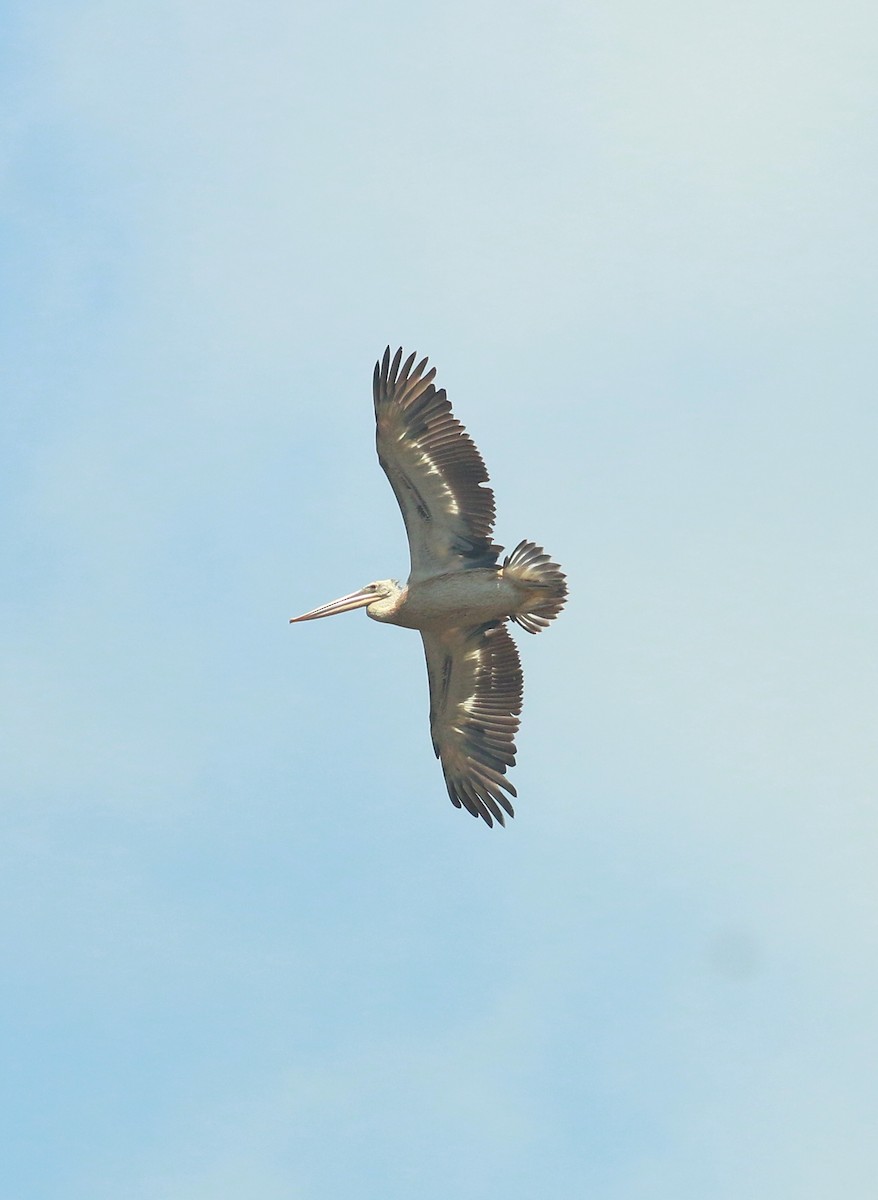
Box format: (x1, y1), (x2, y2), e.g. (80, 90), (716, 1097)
(421, 622), (523, 828)
(374, 347), (501, 582)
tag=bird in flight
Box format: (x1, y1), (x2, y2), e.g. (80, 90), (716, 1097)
(291, 347), (567, 827)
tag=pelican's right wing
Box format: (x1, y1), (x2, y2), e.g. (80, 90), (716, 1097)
(374, 347), (501, 582)
(421, 622), (523, 828)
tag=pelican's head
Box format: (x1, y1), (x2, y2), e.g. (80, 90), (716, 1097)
(290, 579), (403, 624)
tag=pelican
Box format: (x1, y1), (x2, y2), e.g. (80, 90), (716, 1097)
(291, 347), (567, 827)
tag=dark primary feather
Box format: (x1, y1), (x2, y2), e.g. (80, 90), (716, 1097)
(374, 347), (502, 582)
(421, 622), (523, 828)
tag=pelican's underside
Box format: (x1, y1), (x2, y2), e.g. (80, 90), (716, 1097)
(372, 566), (535, 631)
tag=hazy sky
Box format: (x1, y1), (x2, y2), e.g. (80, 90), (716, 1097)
(3, 2), (877, 1197)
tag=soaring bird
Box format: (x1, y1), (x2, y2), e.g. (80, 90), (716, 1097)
(291, 347), (567, 827)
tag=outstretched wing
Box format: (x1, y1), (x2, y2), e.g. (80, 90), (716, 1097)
(421, 622), (523, 828)
(374, 347), (501, 582)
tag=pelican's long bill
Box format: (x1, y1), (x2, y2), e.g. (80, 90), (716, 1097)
(289, 587), (374, 624)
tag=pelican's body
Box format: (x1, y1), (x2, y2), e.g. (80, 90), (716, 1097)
(367, 569), (543, 630)
(292, 348), (567, 827)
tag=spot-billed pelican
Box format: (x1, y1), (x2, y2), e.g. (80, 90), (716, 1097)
(291, 348), (567, 827)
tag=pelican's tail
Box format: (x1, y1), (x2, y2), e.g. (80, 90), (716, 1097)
(502, 540), (568, 635)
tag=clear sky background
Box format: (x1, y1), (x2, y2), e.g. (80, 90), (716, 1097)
(2, 2), (877, 1197)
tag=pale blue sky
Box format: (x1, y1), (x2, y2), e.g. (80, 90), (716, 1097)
(2, 2), (877, 1197)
